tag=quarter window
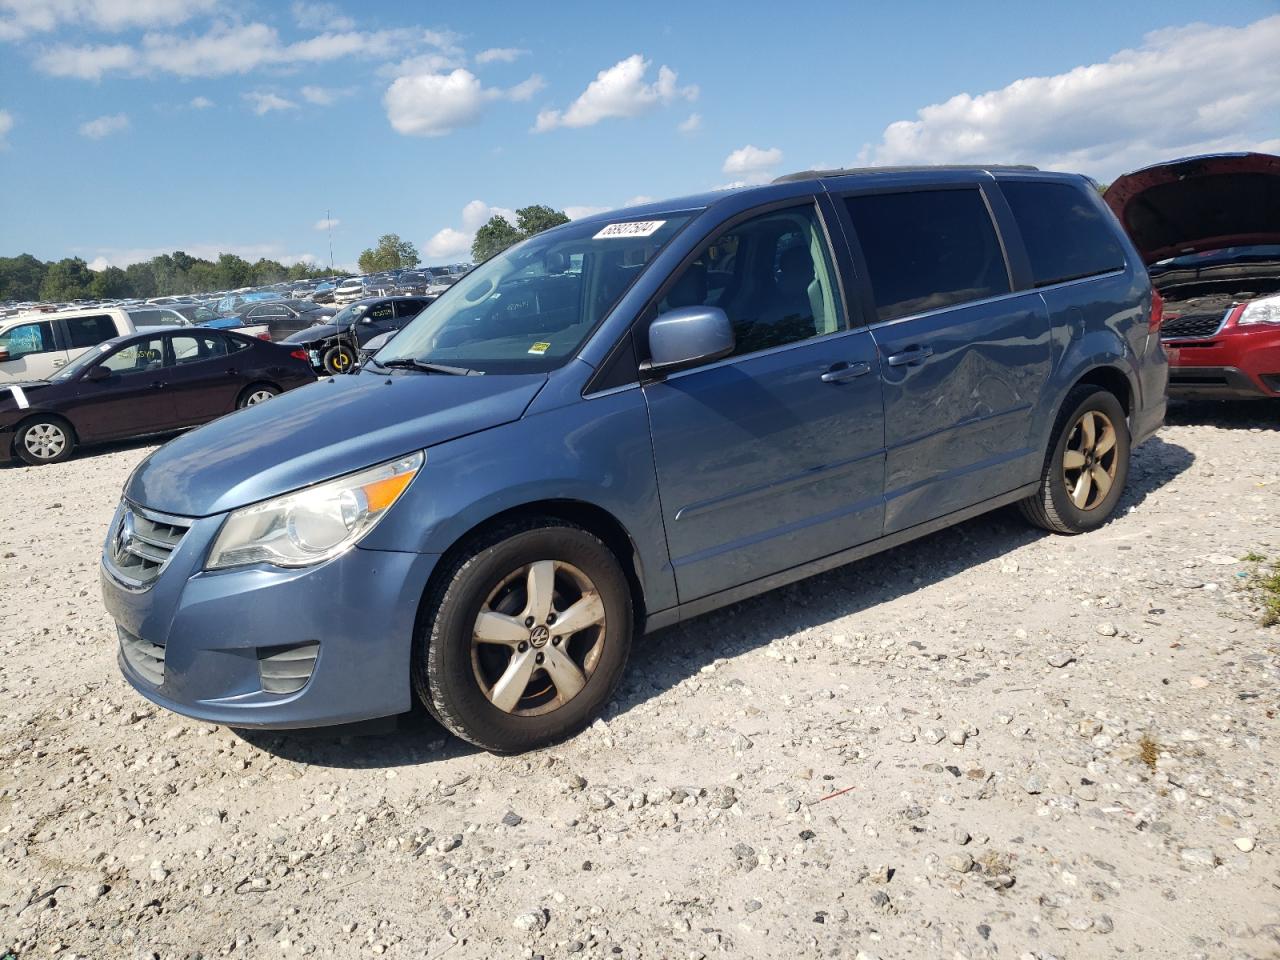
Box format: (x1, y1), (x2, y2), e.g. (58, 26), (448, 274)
(657, 204), (844, 359)
(845, 189), (1011, 322)
(65, 314), (118, 348)
(1001, 180), (1126, 287)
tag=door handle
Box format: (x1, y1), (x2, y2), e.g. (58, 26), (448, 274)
(885, 345), (934, 367)
(52, 358), (66, 367)
(150, 381), (166, 389)
(226, 368), (238, 375)
(820, 361), (872, 383)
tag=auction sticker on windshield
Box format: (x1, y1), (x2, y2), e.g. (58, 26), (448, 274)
(527, 341), (551, 355)
(593, 220), (666, 239)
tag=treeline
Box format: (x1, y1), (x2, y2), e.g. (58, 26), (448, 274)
(0, 252), (334, 303)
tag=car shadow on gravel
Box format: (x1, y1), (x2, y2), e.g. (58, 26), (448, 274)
(611, 434), (1194, 718)
(1164, 397), (1280, 431)
(0, 433), (171, 469)
(236, 435), (1192, 765)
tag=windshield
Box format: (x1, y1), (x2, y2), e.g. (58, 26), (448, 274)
(328, 303), (369, 327)
(376, 213), (693, 374)
(52, 340), (116, 381)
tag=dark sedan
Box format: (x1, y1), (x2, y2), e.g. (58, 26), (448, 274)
(227, 299), (337, 341)
(0, 327), (315, 465)
(284, 296), (429, 374)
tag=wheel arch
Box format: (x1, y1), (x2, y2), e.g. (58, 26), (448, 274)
(417, 498), (649, 634)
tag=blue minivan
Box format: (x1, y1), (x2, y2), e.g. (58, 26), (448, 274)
(102, 166), (1167, 753)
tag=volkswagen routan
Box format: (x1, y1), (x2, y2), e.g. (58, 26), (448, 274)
(102, 166), (1167, 753)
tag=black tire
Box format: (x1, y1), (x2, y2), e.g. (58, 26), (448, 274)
(414, 518), (634, 753)
(236, 383), (280, 409)
(14, 415), (76, 466)
(322, 344), (356, 375)
(1020, 385), (1130, 534)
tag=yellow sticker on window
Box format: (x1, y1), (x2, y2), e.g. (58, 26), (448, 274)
(528, 341), (550, 355)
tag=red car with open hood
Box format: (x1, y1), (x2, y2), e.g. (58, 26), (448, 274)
(1106, 152), (1280, 399)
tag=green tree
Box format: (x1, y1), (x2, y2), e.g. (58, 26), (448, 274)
(515, 204), (570, 237)
(471, 205), (571, 263)
(124, 261), (158, 298)
(471, 216), (523, 263)
(213, 253), (253, 289)
(0, 254), (48, 300)
(90, 266), (131, 299)
(357, 233), (421, 273)
(39, 257), (94, 300)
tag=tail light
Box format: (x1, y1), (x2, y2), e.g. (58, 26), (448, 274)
(289, 349), (308, 361)
(1149, 290), (1164, 333)
(258, 333), (271, 340)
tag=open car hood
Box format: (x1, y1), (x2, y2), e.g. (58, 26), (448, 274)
(1104, 152), (1280, 264)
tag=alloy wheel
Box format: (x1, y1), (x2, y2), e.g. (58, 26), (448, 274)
(23, 423), (66, 460)
(470, 560), (606, 716)
(245, 389), (275, 405)
(1062, 409), (1118, 510)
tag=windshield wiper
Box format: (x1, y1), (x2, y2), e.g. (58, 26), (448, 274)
(375, 357), (479, 376)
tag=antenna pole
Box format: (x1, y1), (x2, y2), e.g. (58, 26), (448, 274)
(327, 209), (334, 273)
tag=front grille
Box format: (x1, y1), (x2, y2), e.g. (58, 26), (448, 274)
(1161, 311), (1227, 340)
(118, 625), (165, 685)
(104, 503), (192, 590)
(257, 642), (320, 695)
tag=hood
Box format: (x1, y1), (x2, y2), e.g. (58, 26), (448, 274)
(126, 370), (547, 517)
(285, 321), (345, 343)
(1, 380), (55, 405)
(1104, 152), (1280, 264)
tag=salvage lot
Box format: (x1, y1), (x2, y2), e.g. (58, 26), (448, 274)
(1, 402), (1278, 959)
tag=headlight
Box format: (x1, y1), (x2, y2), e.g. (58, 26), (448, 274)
(1238, 295), (1280, 326)
(206, 451), (423, 569)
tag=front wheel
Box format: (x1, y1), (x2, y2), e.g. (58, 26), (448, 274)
(415, 520), (633, 753)
(1020, 385), (1130, 533)
(14, 416), (76, 465)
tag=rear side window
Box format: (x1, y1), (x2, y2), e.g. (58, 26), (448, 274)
(1001, 180), (1126, 287)
(66, 314), (119, 348)
(0, 320), (54, 357)
(845, 189), (1011, 322)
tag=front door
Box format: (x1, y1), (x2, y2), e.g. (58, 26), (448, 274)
(839, 186), (1052, 533)
(643, 202), (886, 602)
(73, 334), (174, 440)
(0, 320), (66, 382)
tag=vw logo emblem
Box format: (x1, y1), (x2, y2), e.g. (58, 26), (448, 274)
(528, 624), (550, 648)
(114, 511), (135, 562)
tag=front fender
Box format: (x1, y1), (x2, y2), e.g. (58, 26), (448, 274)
(359, 385), (677, 615)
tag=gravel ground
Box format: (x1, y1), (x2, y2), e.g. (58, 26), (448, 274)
(1, 400), (1278, 960)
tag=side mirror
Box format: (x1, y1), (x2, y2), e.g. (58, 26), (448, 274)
(640, 306), (735, 378)
(0, 347), (10, 362)
(86, 365), (110, 382)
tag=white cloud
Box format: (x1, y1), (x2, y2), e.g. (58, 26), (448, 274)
(722, 144), (783, 184)
(678, 112), (702, 134)
(534, 53), (698, 132)
(36, 43), (137, 80)
(79, 112), (129, 139)
(244, 91), (296, 115)
(564, 205), (611, 220)
(300, 85), (351, 105)
(291, 0), (354, 32)
(625, 195), (654, 206)
(384, 68), (486, 136)
(0, 108), (12, 147)
(314, 217), (339, 231)
(425, 201), (517, 259)
(188, 95), (214, 109)
(37, 20), (417, 80)
(0, 0), (217, 41)
(861, 15), (1280, 179)
(475, 47), (527, 65)
(383, 68), (542, 136)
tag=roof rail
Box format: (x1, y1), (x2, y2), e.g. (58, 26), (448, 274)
(772, 164), (1039, 184)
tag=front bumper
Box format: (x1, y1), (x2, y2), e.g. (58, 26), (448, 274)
(101, 502), (439, 728)
(1164, 321), (1280, 399)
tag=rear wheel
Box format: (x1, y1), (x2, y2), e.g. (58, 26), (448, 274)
(1020, 385), (1130, 533)
(415, 519), (633, 753)
(236, 383), (279, 409)
(14, 416), (76, 466)
(322, 344), (356, 376)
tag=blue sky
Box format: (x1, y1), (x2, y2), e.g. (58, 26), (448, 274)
(1, 1), (1277, 271)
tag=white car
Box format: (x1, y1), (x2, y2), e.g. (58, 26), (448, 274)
(0, 308), (136, 383)
(333, 278), (366, 304)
